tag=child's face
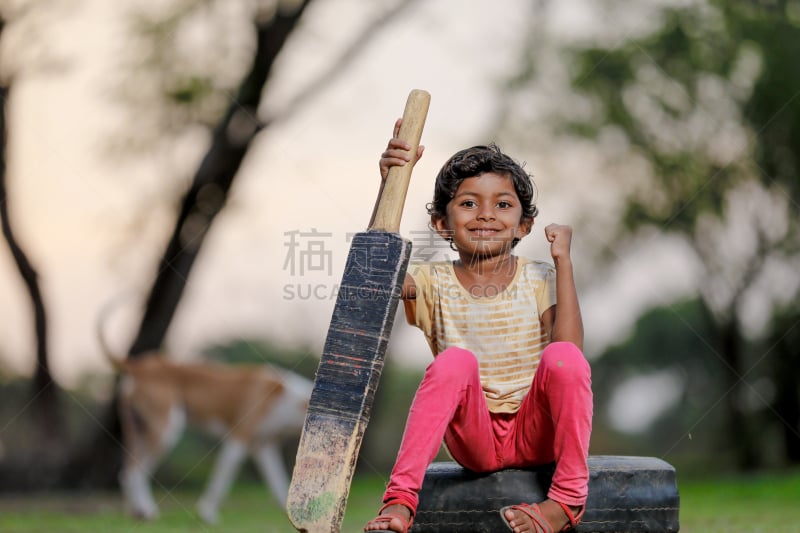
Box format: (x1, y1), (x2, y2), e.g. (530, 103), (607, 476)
(433, 172), (532, 258)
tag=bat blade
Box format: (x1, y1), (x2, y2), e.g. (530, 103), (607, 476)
(287, 89), (428, 533)
(287, 232), (411, 532)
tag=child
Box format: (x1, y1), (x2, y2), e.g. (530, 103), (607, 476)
(364, 120), (592, 533)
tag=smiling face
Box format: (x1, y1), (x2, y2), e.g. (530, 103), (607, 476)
(432, 172), (532, 260)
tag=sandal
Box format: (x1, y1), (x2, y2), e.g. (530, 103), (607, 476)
(363, 500), (415, 533)
(499, 501), (585, 532)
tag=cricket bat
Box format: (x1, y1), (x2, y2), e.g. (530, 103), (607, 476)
(286, 89), (430, 532)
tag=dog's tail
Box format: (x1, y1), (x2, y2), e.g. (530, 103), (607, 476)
(96, 295), (133, 372)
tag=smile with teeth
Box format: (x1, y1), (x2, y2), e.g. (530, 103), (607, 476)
(469, 227), (502, 238)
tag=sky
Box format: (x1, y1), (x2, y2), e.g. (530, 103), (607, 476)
(0, 0), (702, 407)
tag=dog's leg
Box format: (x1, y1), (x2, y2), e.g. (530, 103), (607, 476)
(119, 454), (160, 520)
(118, 387), (161, 521)
(252, 442), (289, 507)
(119, 395), (186, 521)
(196, 438), (248, 524)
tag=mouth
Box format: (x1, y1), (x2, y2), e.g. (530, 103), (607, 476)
(468, 227), (503, 240)
(469, 227), (500, 235)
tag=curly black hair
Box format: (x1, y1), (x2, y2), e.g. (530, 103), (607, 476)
(427, 144), (539, 222)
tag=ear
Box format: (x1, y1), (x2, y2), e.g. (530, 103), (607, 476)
(516, 216), (533, 240)
(431, 215), (453, 242)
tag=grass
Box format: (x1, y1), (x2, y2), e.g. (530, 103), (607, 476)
(677, 469), (800, 533)
(0, 471), (799, 532)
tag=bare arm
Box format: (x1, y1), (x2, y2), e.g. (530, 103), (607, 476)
(369, 118), (424, 299)
(542, 224), (584, 351)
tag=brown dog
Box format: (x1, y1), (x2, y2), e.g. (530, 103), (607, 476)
(99, 312), (313, 523)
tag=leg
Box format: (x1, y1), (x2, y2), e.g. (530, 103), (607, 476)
(119, 402), (186, 521)
(196, 438), (248, 524)
(119, 455), (160, 520)
(251, 442), (290, 507)
(504, 342), (592, 532)
(365, 347), (495, 531)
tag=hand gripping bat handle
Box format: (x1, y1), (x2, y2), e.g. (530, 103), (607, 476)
(370, 89), (430, 233)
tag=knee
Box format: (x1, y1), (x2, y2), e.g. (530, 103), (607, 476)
(427, 346), (479, 379)
(541, 342), (591, 378)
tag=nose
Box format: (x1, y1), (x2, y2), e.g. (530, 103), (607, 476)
(477, 204), (496, 221)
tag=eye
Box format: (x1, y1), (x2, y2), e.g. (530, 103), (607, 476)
(459, 199), (477, 208)
(497, 200), (513, 209)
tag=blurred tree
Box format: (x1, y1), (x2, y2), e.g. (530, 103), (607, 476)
(63, 0), (316, 489)
(589, 299), (726, 469)
(500, 0), (800, 469)
(66, 0), (423, 489)
(0, 6), (66, 471)
(125, 0), (314, 357)
(766, 306), (800, 463)
(125, 0), (421, 356)
(590, 297), (798, 473)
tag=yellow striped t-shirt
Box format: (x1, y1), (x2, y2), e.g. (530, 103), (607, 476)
(404, 257), (557, 413)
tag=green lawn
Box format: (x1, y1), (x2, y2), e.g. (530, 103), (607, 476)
(676, 470), (800, 533)
(0, 471), (798, 532)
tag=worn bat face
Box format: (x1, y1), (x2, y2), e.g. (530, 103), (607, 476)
(288, 89), (428, 533)
(287, 232), (411, 531)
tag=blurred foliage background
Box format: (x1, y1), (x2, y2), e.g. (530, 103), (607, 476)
(0, 0), (798, 505)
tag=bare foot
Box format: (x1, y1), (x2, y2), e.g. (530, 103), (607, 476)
(363, 503), (412, 532)
(503, 498), (582, 532)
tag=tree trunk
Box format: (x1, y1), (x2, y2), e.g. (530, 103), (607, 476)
(129, 1), (312, 357)
(771, 311), (800, 464)
(1, 68), (65, 468)
(61, 1), (313, 489)
(719, 317), (759, 469)
(776, 362), (800, 463)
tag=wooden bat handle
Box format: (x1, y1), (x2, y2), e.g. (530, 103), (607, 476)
(370, 89), (430, 232)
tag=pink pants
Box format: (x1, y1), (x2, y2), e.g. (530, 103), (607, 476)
(383, 342), (593, 513)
